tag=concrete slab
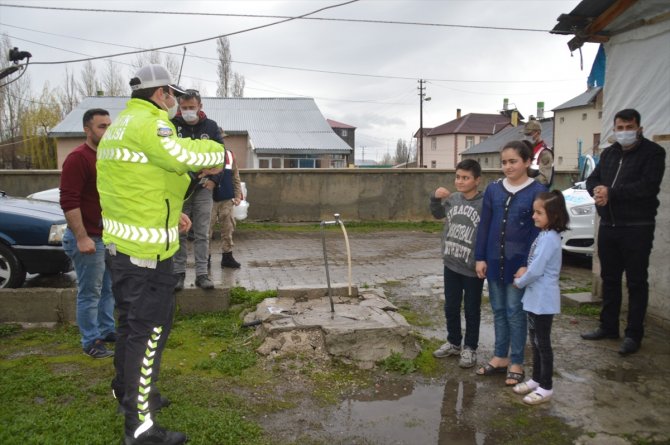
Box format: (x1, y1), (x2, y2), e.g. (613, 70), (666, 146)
(562, 291), (602, 306)
(246, 286), (420, 367)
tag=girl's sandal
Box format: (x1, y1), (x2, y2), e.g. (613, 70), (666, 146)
(475, 362), (507, 376)
(505, 370), (525, 386)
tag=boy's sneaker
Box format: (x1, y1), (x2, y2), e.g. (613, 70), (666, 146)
(433, 342), (461, 358)
(83, 339), (114, 359)
(459, 347), (477, 368)
(124, 424), (187, 445)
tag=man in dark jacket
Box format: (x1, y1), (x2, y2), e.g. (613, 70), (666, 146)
(171, 89), (224, 291)
(581, 109), (666, 356)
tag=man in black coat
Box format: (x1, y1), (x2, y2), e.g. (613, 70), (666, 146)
(581, 109), (666, 356)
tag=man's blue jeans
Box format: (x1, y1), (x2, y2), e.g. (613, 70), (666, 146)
(487, 280), (526, 365)
(63, 229), (115, 348)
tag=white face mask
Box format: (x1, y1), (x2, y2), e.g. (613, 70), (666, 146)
(181, 110), (199, 123)
(162, 93), (179, 119)
(615, 130), (638, 147)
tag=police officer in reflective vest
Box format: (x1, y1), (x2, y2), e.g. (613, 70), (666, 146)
(97, 64), (225, 445)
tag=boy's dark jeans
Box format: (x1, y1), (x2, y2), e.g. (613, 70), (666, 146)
(528, 312), (554, 390)
(443, 266), (484, 350)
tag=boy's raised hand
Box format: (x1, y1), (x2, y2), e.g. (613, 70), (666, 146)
(435, 187), (451, 199)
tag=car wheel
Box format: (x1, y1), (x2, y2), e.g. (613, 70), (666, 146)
(0, 243), (26, 288)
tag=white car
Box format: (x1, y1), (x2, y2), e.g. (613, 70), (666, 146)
(28, 182), (250, 221)
(561, 155), (596, 255)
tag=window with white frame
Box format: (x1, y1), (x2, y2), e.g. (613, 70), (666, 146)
(431, 137), (437, 151)
(465, 136), (475, 148)
(431, 160), (437, 168)
(341, 129), (348, 137)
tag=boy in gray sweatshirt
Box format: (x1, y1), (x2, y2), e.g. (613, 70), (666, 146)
(429, 159), (484, 368)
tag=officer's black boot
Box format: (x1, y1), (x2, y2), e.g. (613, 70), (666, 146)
(220, 252), (241, 269)
(123, 424), (187, 445)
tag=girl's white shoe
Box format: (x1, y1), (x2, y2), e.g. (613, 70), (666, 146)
(512, 381), (537, 395)
(523, 391), (552, 405)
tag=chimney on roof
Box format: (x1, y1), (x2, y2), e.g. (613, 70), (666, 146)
(457, 108), (461, 119)
(511, 110), (519, 127)
(503, 98), (509, 111)
(537, 101), (545, 119)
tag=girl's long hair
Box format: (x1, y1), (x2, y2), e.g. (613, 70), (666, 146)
(535, 190), (570, 233)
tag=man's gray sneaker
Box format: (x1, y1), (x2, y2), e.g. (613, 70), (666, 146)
(174, 273), (185, 292)
(459, 347), (477, 368)
(83, 339), (114, 359)
(433, 342), (461, 358)
(195, 274), (214, 290)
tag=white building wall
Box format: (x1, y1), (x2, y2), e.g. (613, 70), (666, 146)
(554, 103), (602, 171)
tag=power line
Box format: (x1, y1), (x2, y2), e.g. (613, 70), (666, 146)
(0, 3), (551, 33)
(1, 22), (579, 84)
(7, 0), (360, 66)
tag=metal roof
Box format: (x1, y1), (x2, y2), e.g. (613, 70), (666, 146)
(552, 87), (603, 111)
(50, 96), (352, 154)
(461, 118), (554, 155)
(428, 113), (511, 137)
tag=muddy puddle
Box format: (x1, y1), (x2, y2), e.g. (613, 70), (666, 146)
(323, 380), (488, 444)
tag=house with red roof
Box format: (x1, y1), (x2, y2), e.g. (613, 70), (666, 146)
(420, 110), (511, 169)
(327, 119), (356, 167)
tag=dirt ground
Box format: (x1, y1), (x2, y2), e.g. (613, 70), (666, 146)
(21, 230), (670, 444)
(242, 253), (669, 445)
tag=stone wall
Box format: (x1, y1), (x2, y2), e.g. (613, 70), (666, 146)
(0, 168), (579, 221)
(1, 167), (667, 327)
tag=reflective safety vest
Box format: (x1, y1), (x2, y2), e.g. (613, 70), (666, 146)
(97, 98), (225, 260)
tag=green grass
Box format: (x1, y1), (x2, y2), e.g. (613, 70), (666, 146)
(379, 352), (416, 375)
(562, 304), (601, 317)
(397, 304), (433, 327)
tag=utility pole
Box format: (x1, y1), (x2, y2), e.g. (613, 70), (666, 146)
(418, 79), (430, 168)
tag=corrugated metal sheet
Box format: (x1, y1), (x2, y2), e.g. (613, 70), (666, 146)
(552, 87), (602, 111)
(428, 113), (511, 136)
(50, 97), (352, 154)
(461, 119), (554, 155)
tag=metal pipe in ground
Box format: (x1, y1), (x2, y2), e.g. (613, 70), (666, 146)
(320, 213), (352, 313)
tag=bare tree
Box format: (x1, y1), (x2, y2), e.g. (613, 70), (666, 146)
(58, 66), (80, 116)
(379, 152), (394, 165)
(216, 37), (232, 97)
(163, 53), (181, 84)
(101, 60), (124, 96)
(230, 72), (245, 98)
(20, 82), (61, 169)
(78, 60), (99, 97)
(0, 34), (32, 143)
(394, 138), (410, 164)
(132, 50), (181, 84)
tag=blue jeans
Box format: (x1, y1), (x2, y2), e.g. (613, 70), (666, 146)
(487, 280), (526, 365)
(443, 266), (484, 350)
(63, 229), (115, 348)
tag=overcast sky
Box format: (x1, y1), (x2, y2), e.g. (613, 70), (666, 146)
(0, 0), (599, 161)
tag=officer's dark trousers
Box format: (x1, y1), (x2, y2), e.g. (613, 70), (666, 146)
(106, 251), (178, 437)
(597, 224), (655, 343)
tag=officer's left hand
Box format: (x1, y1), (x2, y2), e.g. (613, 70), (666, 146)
(178, 213), (192, 233)
(199, 167), (223, 177)
(203, 180), (216, 191)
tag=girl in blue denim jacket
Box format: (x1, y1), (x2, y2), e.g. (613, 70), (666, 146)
(512, 191), (569, 405)
(474, 141), (547, 386)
